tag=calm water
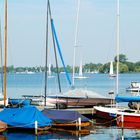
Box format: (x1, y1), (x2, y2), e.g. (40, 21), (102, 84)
(1, 73), (140, 139)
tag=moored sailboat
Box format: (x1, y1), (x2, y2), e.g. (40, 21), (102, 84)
(95, 96), (140, 128)
(0, 0), (53, 133)
(42, 109), (91, 128)
(94, 0), (120, 121)
(37, 0), (113, 109)
(0, 106), (52, 131)
(94, 0), (140, 129)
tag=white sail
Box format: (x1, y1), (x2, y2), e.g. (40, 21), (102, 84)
(109, 61), (114, 75)
(48, 63), (51, 76)
(109, 61), (116, 77)
(79, 60), (83, 76)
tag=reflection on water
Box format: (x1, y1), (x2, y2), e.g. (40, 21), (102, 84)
(1, 123), (140, 140)
(2, 130), (84, 140)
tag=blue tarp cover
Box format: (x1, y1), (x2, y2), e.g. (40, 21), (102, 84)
(115, 95), (140, 102)
(42, 109), (89, 123)
(0, 106), (52, 128)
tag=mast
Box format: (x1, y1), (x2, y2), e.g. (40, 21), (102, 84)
(0, 20), (3, 95)
(72, 0), (80, 87)
(116, 0), (120, 96)
(48, 0), (61, 93)
(4, 0), (7, 107)
(44, 0), (49, 106)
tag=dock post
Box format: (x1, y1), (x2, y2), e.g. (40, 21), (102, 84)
(121, 114), (124, 140)
(121, 114), (124, 128)
(78, 117), (81, 131)
(35, 120), (38, 135)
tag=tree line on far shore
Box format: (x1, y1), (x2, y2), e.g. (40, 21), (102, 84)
(4, 54), (140, 74)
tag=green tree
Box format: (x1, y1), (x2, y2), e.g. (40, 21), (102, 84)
(124, 62), (135, 72)
(119, 63), (129, 73)
(114, 54), (128, 63)
(134, 66), (140, 72)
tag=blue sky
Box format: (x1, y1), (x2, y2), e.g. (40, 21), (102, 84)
(0, 0), (140, 67)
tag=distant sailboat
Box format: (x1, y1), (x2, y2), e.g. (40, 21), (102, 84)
(74, 59), (88, 79)
(48, 63), (54, 78)
(48, 63), (51, 75)
(72, 0), (88, 81)
(109, 61), (116, 77)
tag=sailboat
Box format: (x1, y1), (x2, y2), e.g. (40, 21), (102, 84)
(48, 63), (54, 78)
(72, 0), (88, 81)
(109, 61), (116, 77)
(25, 0), (113, 109)
(74, 59), (88, 79)
(94, 0), (140, 129)
(0, 0), (53, 132)
(94, 0), (121, 122)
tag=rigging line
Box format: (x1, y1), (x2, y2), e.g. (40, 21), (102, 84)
(0, 19), (3, 94)
(51, 20), (72, 86)
(48, 0), (61, 93)
(44, 0), (49, 106)
(47, 0), (71, 86)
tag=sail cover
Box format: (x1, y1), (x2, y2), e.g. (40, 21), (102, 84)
(115, 95), (140, 102)
(0, 106), (52, 128)
(42, 109), (89, 123)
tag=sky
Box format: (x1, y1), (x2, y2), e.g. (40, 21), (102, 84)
(0, 0), (140, 67)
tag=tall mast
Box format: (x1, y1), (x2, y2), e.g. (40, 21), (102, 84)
(116, 0), (120, 96)
(44, 0), (49, 106)
(72, 0), (80, 87)
(4, 0), (7, 106)
(0, 20), (3, 95)
(48, 0), (61, 93)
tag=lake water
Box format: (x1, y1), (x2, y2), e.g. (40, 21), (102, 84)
(1, 73), (140, 139)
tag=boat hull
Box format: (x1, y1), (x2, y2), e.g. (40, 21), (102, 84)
(117, 113), (140, 128)
(23, 95), (113, 108)
(94, 106), (140, 128)
(52, 122), (91, 128)
(46, 97), (113, 108)
(94, 106), (117, 120)
(126, 87), (140, 92)
(95, 108), (116, 120)
(0, 121), (7, 132)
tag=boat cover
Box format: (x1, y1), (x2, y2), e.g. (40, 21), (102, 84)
(115, 95), (140, 102)
(42, 109), (89, 123)
(0, 106), (52, 128)
(8, 98), (31, 106)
